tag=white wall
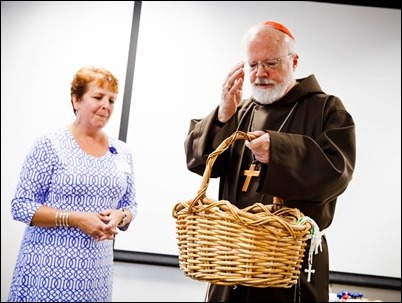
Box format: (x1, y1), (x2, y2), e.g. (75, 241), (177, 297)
(1, 1), (401, 302)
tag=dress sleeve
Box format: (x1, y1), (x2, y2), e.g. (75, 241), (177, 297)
(11, 136), (55, 225)
(116, 145), (137, 231)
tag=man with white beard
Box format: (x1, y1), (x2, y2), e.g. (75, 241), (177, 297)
(184, 20), (356, 302)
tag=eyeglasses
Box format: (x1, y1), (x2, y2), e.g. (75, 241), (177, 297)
(248, 54), (293, 71)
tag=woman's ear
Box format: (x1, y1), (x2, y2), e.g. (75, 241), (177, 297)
(72, 95), (81, 111)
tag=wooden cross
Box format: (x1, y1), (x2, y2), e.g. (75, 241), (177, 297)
(304, 263), (315, 282)
(241, 163), (260, 192)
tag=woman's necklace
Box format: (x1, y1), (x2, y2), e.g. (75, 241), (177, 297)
(241, 101), (299, 192)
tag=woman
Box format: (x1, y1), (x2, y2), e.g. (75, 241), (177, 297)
(8, 66), (137, 302)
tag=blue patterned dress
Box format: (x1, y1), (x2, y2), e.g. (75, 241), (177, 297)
(8, 128), (137, 302)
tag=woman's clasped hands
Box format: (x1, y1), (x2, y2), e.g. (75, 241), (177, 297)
(79, 209), (123, 241)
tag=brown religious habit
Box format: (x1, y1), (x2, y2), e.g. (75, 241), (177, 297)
(184, 74), (356, 302)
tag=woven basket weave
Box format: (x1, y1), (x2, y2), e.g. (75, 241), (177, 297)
(172, 131), (312, 288)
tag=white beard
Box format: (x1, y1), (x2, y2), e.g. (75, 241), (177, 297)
(251, 74), (294, 105)
(251, 85), (283, 104)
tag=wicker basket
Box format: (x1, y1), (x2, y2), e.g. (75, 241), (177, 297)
(172, 131), (313, 288)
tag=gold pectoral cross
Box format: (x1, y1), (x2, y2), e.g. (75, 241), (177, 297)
(241, 163), (260, 192)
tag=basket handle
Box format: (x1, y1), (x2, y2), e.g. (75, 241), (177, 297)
(191, 131), (256, 207)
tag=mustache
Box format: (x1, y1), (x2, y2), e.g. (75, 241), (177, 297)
(253, 78), (277, 85)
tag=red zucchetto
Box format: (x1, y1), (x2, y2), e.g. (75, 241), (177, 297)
(261, 21), (295, 40)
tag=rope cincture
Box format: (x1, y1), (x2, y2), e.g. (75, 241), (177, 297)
(297, 216), (323, 282)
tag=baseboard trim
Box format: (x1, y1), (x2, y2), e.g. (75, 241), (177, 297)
(113, 249), (401, 290)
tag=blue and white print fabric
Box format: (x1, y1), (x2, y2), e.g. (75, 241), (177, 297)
(8, 128), (137, 302)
